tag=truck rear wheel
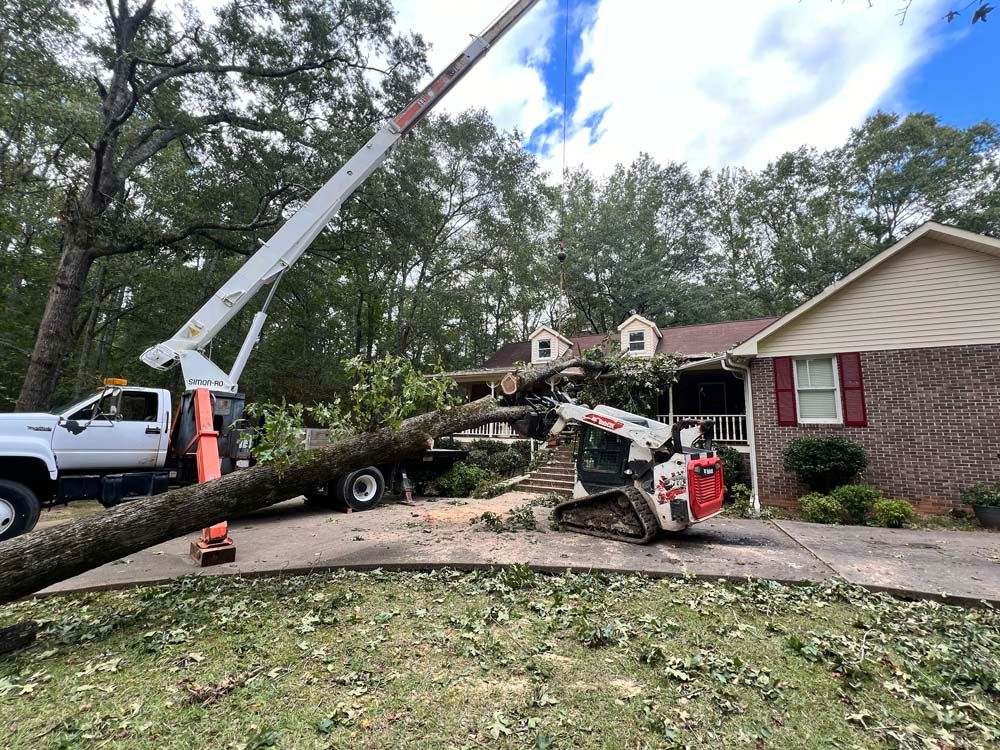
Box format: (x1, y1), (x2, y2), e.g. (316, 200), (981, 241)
(334, 467), (385, 511)
(0, 480), (41, 542)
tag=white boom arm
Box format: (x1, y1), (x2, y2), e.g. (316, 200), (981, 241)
(140, 0), (542, 393)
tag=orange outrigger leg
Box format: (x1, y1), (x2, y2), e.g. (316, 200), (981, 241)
(188, 388), (236, 565)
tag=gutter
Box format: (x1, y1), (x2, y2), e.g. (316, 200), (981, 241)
(722, 352), (761, 516)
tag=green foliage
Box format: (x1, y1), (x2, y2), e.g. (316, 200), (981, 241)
(799, 493), (844, 524)
(727, 483), (755, 518)
(869, 499), (915, 528)
(783, 437), (867, 492)
(960, 482), (1000, 507)
(716, 445), (747, 494)
(829, 484), (883, 525)
(470, 502), (540, 532)
(243, 400), (307, 472)
(245, 355), (458, 468)
(428, 464), (496, 498)
(322, 355), (461, 433)
(576, 352), (680, 414)
(462, 440), (532, 478)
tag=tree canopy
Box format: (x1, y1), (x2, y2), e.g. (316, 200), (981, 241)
(2, 1), (999, 411)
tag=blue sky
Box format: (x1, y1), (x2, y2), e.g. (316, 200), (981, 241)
(394, 0), (1000, 175)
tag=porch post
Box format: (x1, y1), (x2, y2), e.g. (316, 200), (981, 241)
(668, 382), (674, 423)
(488, 381), (497, 437)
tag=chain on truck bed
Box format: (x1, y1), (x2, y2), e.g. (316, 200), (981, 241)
(551, 485), (659, 544)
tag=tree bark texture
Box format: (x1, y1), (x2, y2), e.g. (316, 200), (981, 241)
(0, 398), (530, 603)
(15, 236), (95, 412)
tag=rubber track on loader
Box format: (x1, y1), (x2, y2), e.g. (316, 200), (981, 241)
(551, 485), (659, 544)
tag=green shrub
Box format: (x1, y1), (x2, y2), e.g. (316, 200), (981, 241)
(869, 498), (915, 528)
(429, 464), (496, 497)
(783, 437), (867, 492)
(727, 483), (754, 517)
(799, 493), (844, 524)
(830, 484), (883, 525)
(960, 482), (1000, 507)
(716, 445), (747, 494)
(464, 440), (532, 478)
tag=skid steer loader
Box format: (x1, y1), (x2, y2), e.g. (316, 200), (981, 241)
(512, 393), (725, 543)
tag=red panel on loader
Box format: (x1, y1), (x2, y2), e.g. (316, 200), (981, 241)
(687, 456), (724, 520)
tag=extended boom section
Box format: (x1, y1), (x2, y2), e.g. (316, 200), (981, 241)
(140, 0), (542, 393)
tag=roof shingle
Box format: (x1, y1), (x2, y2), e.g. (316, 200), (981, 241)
(481, 317), (778, 369)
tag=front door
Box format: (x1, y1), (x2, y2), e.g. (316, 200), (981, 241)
(52, 389), (163, 471)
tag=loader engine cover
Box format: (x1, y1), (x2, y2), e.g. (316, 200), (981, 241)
(687, 456), (724, 519)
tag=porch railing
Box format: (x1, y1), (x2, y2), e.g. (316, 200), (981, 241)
(451, 421), (518, 441)
(657, 413), (747, 444)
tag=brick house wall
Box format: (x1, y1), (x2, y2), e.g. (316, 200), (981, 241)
(750, 344), (1000, 514)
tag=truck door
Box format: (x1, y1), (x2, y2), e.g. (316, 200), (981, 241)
(52, 389), (164, 471)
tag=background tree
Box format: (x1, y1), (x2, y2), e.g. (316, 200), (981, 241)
(14, 0), (427, 411)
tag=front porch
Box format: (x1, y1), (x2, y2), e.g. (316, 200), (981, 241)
(446, 360), (749, 446)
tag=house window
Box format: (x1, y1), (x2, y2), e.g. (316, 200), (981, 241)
(536, 339), (552, 360)
(793, 357), (841, 423)
(628, 330), (645, 353)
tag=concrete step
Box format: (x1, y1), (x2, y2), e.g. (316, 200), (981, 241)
(525, 473), (576, 484)
(519, 477), (575, 491)
(529, 466), (576, 477)
(531, 469), (575, 481)
(517, 483), (573, 497)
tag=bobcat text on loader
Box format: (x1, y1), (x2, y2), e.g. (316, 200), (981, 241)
(514, 395), (726, 544)
(0, 0), (542, 546)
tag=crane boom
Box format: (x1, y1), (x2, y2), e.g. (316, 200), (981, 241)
(140, 0), (541, 393)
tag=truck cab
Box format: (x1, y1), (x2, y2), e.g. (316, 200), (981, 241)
(0, 385), (173, 541)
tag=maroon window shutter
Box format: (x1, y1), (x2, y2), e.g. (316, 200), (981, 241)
(773, 357), (797, 426)
(838, 352), (868, 427)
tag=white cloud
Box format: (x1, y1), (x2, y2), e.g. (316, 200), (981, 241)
(392, 0), (560, 138)
(188, 0), (950, 176)
(560, 0), (949, 174)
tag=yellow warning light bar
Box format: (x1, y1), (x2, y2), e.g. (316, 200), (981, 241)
(103, 377), (128, 386)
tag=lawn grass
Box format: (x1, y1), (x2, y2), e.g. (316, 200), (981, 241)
(2, 570), (998, 749)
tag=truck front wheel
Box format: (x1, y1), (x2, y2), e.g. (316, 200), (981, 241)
(0, 480), (41, 542)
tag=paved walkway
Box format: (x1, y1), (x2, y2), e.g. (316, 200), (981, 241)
(39, 492), (1000, 605)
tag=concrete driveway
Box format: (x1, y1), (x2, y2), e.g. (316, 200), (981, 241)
(37, 492), (1000, 605)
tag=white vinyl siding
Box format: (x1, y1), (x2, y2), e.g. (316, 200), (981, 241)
(620, 322), (656, 356)
(757, 238), (1000, 356)
(628, 331), (645, 352)
(794, 357), (841, 423)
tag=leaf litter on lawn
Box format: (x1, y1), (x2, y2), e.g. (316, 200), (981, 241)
(0, 568), (997, 749)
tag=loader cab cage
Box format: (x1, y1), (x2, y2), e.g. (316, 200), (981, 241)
(576, 426), (630, 490)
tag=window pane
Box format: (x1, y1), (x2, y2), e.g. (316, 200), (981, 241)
(806, 358), (835, 388)
(629, 331), (644, 343)
(537, 339), (551, 358)
(795, 359), (810, 385)
(798, 389), (837, 419)
(120, 393), (158, 422)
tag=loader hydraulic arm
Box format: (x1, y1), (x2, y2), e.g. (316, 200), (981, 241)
(140, 0), (541, 393)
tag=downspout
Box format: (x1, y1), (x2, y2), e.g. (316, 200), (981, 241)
(722, 353), (760, 516)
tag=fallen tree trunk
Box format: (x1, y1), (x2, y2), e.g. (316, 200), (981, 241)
(0, 397), (531, 603)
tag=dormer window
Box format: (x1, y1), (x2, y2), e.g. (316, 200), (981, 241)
(628, 330), (645, 353)
(537, 339), (552, 359)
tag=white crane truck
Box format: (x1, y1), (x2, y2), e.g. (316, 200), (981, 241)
(0, 0), (542, 542)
